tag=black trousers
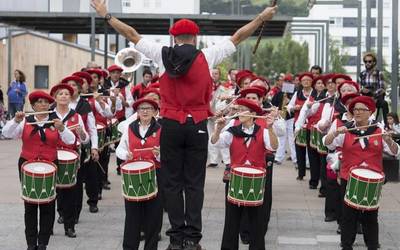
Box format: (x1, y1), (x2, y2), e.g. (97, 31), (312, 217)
(123, 169), (163, 250)
(18, 158), (56, 247)
(340, 180), (379, 250)
(56, 187), (76, 230)
(325, 178), (341, 221)
(295, 143), (307, 178)
(160, 118), (208, 244)
(98, 145), (110, 194)
(307, 131), (321, 187)
(319, 154), (327, 195)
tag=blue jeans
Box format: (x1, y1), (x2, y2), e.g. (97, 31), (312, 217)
(8, 103), (23, 118)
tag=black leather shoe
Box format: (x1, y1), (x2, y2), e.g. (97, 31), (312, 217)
(309, 185), (317, 190)
(65, 228), (77, 238)
(140, 231), (145, 241)
(296, 176), (304, 180)
(207, 163), (218, 168)
(102, 183), (111, 190)
(166, 243), (183, 250)
(106, 180), (111, 185)
(318, 192), (326, 198)
(89, 205), (98, 213)
(37, 245), (47, 250)
(183, 240), (202, 250)
(240, 235), (250, 245)
(57, 216), (64, 224)
(324, 216), (336, 222)
(27, 245), (36, 250)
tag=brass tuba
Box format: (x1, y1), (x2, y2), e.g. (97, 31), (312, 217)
(115, 47), (144, 72)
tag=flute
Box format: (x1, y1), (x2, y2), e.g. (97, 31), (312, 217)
(133, 147), (154, 152)
(355, 131), (393, 140)
(25, 111), (55, 116)
(26, 120), (55, 125)
(347, 124), (378, 132)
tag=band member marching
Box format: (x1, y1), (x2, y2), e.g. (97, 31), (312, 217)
(116, 98), (162, 250)
(50, 83), (89, 238)
(324, 96), (400, 250)
(211, 98), (278, 250)
(2, 91), (76, 250)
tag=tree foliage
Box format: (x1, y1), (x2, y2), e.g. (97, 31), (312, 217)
(329, 39), (349, 74)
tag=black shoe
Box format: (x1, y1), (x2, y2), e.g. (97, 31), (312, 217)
(336, 225), (341, 234)
(117, 167), (121, 176)
(37, 245), (47, 250)
(57, 216), (64, 224)
(89, 205), (98, 213)
(102, 183), (111, 190)
(140, 231), (145, 241)
(207, 163), (218, 168)
(318, 192), (326, 198)
(296, 176), (304, 180)
(27, 245), (36, 250)
(106, 180), (111, 185)
(166, 243), (183, 250)
(65, 228), (77, 238)
(324, 216), (336, 222)
(274, 160), (282, 165)
(240, 235), (250, 245)
(183, 240), (202, 250)
(309, 185), (317, 190)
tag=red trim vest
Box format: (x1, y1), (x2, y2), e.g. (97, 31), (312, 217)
(58, 112), (80, 150)
(128, 127), (161, 168)
(88, 97), (108, 126)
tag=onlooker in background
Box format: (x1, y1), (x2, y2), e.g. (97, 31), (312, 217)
(385, 112), (400, 145)
(7, 69), (27, 118)
(131, 69), (153, 100)
(310, 65), (323, 78)
(359, 52), (389, 124)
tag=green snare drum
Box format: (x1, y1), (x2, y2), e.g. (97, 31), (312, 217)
(344, 167), (385, 211)
(121, 160), (158, 202)
(310, 127), (319, 149)
(227, 166), (266, 207)
(21, 160), (57, 204)
(97, 123), (106, 150)
(295, 127), (307, 147)
(56, 149), (79, 188)
(316, 130), (328, 155)
(110, 118), (122, 141)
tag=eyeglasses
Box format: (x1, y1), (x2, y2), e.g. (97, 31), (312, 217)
(364, 60), (373, 63)
(353, 108), (370, 113)
(138, 107), (155, 112)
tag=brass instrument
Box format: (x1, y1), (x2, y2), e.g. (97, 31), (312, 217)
(115, 48), (143, 72)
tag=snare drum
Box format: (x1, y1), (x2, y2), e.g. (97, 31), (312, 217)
(121, 160), (158, 202)
(295, 127), (307, 147)
(21, 160), (57, 204)
(97, 123), (106, 149)
(310, 127), (318, 149)
(344, 167), (385, 211)
(316, 130), (328, 155)
(56, 149), (79, 188)
(110, 118), (121, 141)
(227, 166), (266, 207)
(77, 141), (91, 163)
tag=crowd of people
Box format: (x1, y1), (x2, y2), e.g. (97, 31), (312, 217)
(2, 0), (400, 250)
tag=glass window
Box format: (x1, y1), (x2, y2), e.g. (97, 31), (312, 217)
(34, 66), (49, 89)
(342, 37), (358, 47)
(343, 17), (357, 27)
(346, 56), (358, 66)
(122, 0), (131, 7)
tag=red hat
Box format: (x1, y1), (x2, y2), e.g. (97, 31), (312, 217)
(236, 70), (254, 86)
(61, 75), (83, 86)
(235, 98), (263, 115)
(169, 19), (200, 36)
(299, 72), (314, 82)
(251, 75), (270, 86)
(29, 90), (54, 105)
(338, 80), (360, 93)
(151, 75), (159, 83)
(148, 82), (160, 89)
(132, 98), (159, 111)
(107, 64), (123, 73)
(349, 96), (376, 114)
(86, 68), (103, 78)
(240, 86), (265, 98)
(101, 69), (108, 79)
(72, 71), (92, 85)
(312, 76), (326, 87)
(140, 88), (161, 99)
(50, 83), (74, 97)
(332, 73), (352, 83)
(341, 93), (360, 106)
(283, 74), (293, 82)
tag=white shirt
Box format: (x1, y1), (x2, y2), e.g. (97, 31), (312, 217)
(54, 108), (90, 144)
(220, 117), (284, 140)
(109, 85), (134, 118)
(2, 116), (75, 145)
(135, 38), (237, 75)
(295, 96), (322, 131)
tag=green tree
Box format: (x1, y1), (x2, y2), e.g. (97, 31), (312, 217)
(329, 39), (349, 73)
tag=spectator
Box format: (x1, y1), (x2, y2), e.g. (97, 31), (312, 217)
(7, 69), (27, 118)
(386, 112), (400, 134)
(310, 65), (323, 78)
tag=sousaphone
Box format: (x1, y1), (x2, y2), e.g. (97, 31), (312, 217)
(115, 47), (144, 72)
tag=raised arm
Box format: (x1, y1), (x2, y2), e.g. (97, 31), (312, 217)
(91, 0), (142, 44)
(230, 6), (278, 46)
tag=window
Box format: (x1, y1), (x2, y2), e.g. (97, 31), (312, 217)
(122, 0), (131, 7)
(329, 17), (342, 27)
(342, 37), (358, 47)
(346, 56), (358, 66)
(362, 17), (377, 28)
(383, 37), (389, 47)
(34, 66), (49, 89)
(343, 17), (357, 27)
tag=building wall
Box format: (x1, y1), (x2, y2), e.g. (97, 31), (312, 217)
(0, 33), (114, 109)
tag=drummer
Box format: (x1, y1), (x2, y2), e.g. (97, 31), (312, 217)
(72, 71), (92, 95)
(115, 98), (162, 250)
(50, 83), (89, 238)
(2, 90), (76, 250)
(211, 98), (278, 250)
(323, 96), (399, 250)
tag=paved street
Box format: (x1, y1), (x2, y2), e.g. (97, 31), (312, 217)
(1, 139), (400, 250)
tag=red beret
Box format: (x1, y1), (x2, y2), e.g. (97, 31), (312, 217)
(140, 88), (161, 99)
(236, 70), (254, 86)
(251, 75), (270, 86)
(349, 96), (376, 114)
(240, 86), (265, 98)
(61, 75), (83, 86)
(283, 74), (293, 82)
(148, 82), (160, 89)
(72, 71), (92, 85)
(132, 98), (159, 111)
(332, 74), (352, 83)
(107, 64), (123, 73)
(341, 93), (360, 106)
(101, 69), (108, 79)
(338, 80), (360, 93)
(312, 76), (326, 87)
(169, 19), (200, 36)
(86, 68), (103, 78)
(50, 83), (74, 97)
(151, 75), (159, 83)
(235, 98), (263, 115)
(299, 72), (314, 82)
(29, 90), (54, 105)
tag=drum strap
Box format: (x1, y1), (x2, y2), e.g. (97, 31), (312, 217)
(227, 124), (260, 144)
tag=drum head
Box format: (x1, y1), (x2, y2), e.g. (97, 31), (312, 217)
(57, 150), (78, 161)
(122, 161), (153, 171)
(24, 162), (55, 174)
(352, 168), (383, 179)
(234, 167), (264, 175)
(96, 124), (105, 129)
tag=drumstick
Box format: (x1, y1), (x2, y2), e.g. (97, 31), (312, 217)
(95, 160), (106, 174)
(252, 0), (278, 55)
(133, 147), (154, 152)
(224, 111), (251, 120)
(26, 110), (55, 116)
(67, 124), (80, 130)
(355, 131), (394, 140)
(219, 95), (241, 113)
(347, 124), (378, 132)
(27, 120), (55, 125)
(315, 96), (333, 103)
